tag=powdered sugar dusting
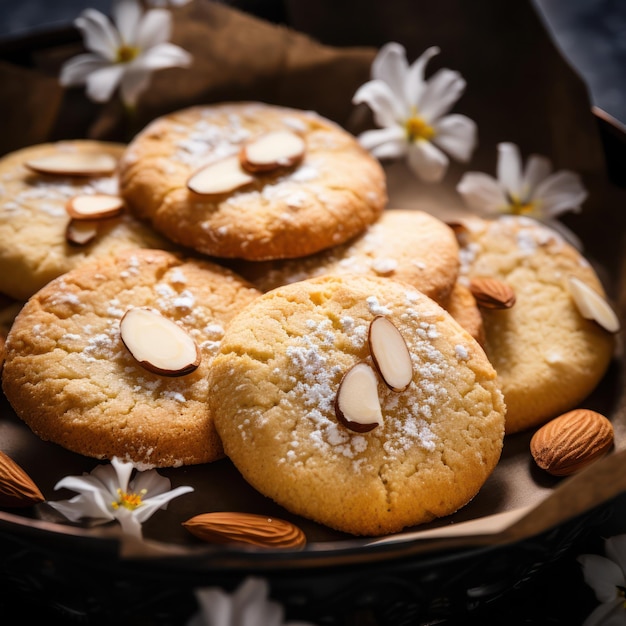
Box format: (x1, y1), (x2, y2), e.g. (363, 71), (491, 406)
(267, 296), (465, 471)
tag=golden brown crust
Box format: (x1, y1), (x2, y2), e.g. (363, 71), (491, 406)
(210, 274), (505, 536)
(457, 216), (615, 434)
(2, 248), (261, 468)
(441, 281), (485, 345)
(0, 140), (175, 301)
(118, 102), (387, 260)
(231, 208), (460, 302)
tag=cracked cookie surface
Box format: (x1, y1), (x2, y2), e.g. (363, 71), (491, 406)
(2, 248), (261, 468)
(231, 208), (460, 303)
(118, 102), (387, 261)
(0, 140), (174, 301)
(457, 215), (615, 434)
(209, 274), (505, 536)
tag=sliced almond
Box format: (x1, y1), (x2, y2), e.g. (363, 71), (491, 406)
(183, 512), (306, 550)
(469, 277), (516, 309)
(335, 362), (383, 432)
(25, 152), (118, 177)
(66, 194), (124, 220)
(0, 450), (45, 508)
(187, 156), (254, 195)
(65, 219), (100, 246)
(368, 316), (413, 391)
(530, 409), (614, 476)
(120, 307), (201, 376)
(568, 276), (620, 333)
(240, 130), (306, 173)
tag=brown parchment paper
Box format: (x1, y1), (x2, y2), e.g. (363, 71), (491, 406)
(0, 0), (625, 559)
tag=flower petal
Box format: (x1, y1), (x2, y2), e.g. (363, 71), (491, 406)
(404, 46), (440, 106)
(407, 141), (449, 183)
(75, 9), (121, 61)
(194, 588), (233, 626)
(353, 80), (404, 127)
(132, 466), (174, 496)
(358, 126), (407, 159)
(59, 53), (108, 86)
(371, 42), (409, 101)
(521, 154), (552, 199)
(110, 457), (135, 492)
(417, 68), (466, 121)
(579, 554), (625, 603)
(135, 9), (172, 49)
(119, 67), (153, 107)
(132, 485), (194, 523)
(497, 142), (524, 197)
(132, 42), (192, 70)
(432, 114), (477, 162)
(113, 0), (143, 46)
(85, 64), (125, 102)
(48, 494), (114, 523)
(534, 170), (588, 217)
(606, 535), (626, 573)
(457, 172), (507, 214)
(582, 599), (626, 626)
(116, 507), (144, 538)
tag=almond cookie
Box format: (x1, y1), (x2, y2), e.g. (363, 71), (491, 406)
(2, 248), (261, 468)
(457, 215), (616, 434)
(232, 208), (460, 303)
(210, 274), (505, 536)
(118, 102), (387, 261)
(440, 280), (485, 345)
(0, 140), (175, 301)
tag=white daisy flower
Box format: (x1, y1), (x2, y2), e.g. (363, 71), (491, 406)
(188, 577), (315, 626)
(352, 42), (477, 183)
(457, 142), (587, 247)
(60, 0), (192, 108)
(578, 534), (626, 626)
(48, 456), (193, 539)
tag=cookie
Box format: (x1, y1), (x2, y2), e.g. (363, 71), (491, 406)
(440, 281), (485, 345)
(210, 274), (505, 536)
(118, 102), (387, 261)
(2, 248), (261, 468)
(457, 215), (615, 434)
(0, 294), (21, 369)
(0, 140), (175, 301)
(232, 209), (460, 303)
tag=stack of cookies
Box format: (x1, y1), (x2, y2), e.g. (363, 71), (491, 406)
(0, 102), (617, 537)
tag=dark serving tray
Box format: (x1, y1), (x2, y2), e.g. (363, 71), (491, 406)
(1, 2), (626, 624)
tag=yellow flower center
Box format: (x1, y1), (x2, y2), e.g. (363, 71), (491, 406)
(112, 488), (147, 511)
(507, 194), (535, 216)
(405, 114), (435, 142)
(116, 45), (140, 64)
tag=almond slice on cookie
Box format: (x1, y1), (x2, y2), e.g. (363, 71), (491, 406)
(335, 362), (383, 432)
(368, 316), (413, 392)
(25, 152), (118, 176)
(66, 194), (124, 220)
(120, 307), (201, 376)
(187, 156), (254, 195)
(65, 219), (100, 246)
(240, 130), (306, 173)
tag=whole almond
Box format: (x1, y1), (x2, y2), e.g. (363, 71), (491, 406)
(469, 277), (516, 309)
(0, 450), (45, 507)
(183, 512), (306, 550)
(530, 409), (614, 476)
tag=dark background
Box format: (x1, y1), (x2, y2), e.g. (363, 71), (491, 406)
(0, 0), (625, 125)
